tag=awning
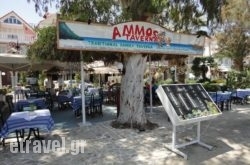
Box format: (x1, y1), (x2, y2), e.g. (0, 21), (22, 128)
(88, 66), (120, 74)
(0, 53), (30, 71)
(0, 53), (69, 72)
(218, 65), (231, 72)
(0, 53), (29, 64)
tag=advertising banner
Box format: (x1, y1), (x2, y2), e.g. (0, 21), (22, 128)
(57, 20), (205, 55)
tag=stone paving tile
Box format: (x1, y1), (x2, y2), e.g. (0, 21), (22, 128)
(1, 104), (250, 164)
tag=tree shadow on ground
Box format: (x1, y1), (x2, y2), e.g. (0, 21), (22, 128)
(1, 104), (250, 164)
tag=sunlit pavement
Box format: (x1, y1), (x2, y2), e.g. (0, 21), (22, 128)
(1, 103), (250, 165)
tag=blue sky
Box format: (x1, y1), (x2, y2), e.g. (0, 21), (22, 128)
(0, 0), (58, 25)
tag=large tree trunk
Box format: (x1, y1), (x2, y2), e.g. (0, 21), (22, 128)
(116, 54), (147, 128)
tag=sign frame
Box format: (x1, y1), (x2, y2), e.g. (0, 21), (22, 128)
(156, 83), (221, 159)
(156, 83), (222, 126)
(57, 20), (205, 55)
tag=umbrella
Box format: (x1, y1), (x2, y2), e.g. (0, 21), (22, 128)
(0, 53), (30, 71)
(88, 66), (120, 74)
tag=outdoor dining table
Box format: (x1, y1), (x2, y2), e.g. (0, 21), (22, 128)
(208, 91), (232, 111)
(72, 94), (102, 117)
(0, 109), (54, 138)
(71, 95), (92, 112)
(231, 89), (250, 104)
(0, 109), (54, 148)
(87, 88), (99, 95)
(14, 98), (47, 112)
(57, 94), (74, 110)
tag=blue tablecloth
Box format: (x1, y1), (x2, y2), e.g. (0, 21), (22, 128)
(208, 91), (233, 111)
(217, 91), (232, 102)
(209, 91), (232, 102)
(0, 109), (54, 138)
(87, 88), (99, 95)
(71, 95), (92, 112)
(231, 89), (250, 99)
(14, 98), (47, 112)
(57, 95), (73, 104)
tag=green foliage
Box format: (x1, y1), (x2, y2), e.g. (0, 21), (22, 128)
(19, 72), (27, 86)
(185, 79), (197, 84)
(0, 88), (7, 95)
(228, 70), (250, 89)
(211, 79), (225, 84)
(157, 78), (173, 85)
(203, 69), (250, 90)
(120, 0), (168, 21)
(27, 26), (81, 62)
(215, 27), (250, 71)
(200, 71), (250, 91)
(191, 57), (201, 78)
(38, 71), (46, 91)
(60, 0), (120, 24)
(191, 57), (215, 81)
(27, 26), (120, 64)
(215, 0), (250, 71)
(202, 83), (221, 92)
(120, 0), (225, 32)
(27, 0), (227, 126)
(28, 0), (225, 33)
(74, 72), (81, 84)
(199, 0), (226, 26)
(221, 0), (250, 30)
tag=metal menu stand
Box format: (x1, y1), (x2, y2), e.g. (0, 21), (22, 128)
(156, 83), (222, 159)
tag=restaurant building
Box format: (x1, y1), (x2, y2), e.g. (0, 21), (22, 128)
(0, 11), (36, 87)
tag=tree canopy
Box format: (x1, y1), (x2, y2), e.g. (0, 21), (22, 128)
(27, 0), (227, 129)
(27, 0), (228, 64)
(28, 0), (226, 33)
(191, 56), (214, 81)
(27, 26), (120, 64)
(215, 0), (250, 71)
(60, 0), (121, 23)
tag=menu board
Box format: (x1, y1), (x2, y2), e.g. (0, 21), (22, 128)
(156, 84), (221, 124)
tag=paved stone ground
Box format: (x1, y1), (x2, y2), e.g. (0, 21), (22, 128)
(1, 104), (250, 165)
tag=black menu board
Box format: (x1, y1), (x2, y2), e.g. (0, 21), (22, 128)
(161, 84), (220, 120)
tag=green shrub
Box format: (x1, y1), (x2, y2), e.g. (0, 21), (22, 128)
(157, 78), (173, 85)
(213, 79), (226, 84)
(0, 88), (7, 95)
(185, 79), (197, 84)
(202, 83), (221, 92)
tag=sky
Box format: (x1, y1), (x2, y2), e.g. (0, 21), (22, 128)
(0, 0), (58, 25)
